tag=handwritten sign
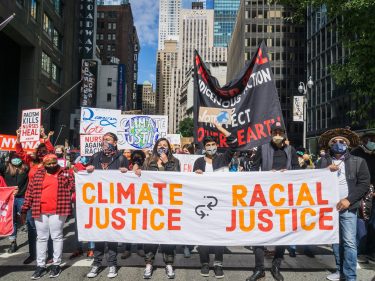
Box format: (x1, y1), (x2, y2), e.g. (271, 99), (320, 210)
(198, 107), (233, 125)
(293, 96), (304, 122)
(80, 135), (103, 156)
(20, 109), (41, 142)
(117, 115), (168, 149)
(75, 169), (339, 245)
(80, 107), (121, 135)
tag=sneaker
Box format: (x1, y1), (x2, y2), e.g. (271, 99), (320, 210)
(87, 266), (100, 278)
(200, 264), (210, 277)
(8, 241), (17, 253)
(213, 266), (224, 279)
(107, 266), (118, 278)
(143, 264), (153, 279)
(49, 265), (62, 278)
(87, 250), (94, 258)
(165, 265), (175, 279)
(69, 250), (83, 260)
(183, 246), (191, 258)
(23, 256), (36, 265)
(31, 267), (47, 280)
(46, 258), (54, 266)
(121, 250), (131, 259)
(326, 271), (344, 281)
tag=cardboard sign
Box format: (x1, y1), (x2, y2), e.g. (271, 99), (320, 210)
(0, 134), (39, 152)
(75, 169), (339, 246)
(117, 115), (168, 149)
(198, 107), (232, 125)
(20, 109), (41, 142)
(80, 135), (103, 156)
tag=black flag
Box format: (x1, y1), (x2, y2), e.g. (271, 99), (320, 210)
(193, 41), (284, 150)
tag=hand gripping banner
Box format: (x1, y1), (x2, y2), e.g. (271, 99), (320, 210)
(193, 41), (283, 150)
(75, 170), (339, 246)
(0, 187), (16, 237)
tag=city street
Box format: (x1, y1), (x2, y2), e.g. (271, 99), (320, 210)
(0, 218), (374, 281)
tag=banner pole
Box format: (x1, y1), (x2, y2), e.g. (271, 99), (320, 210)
(44, 79), (82, 112)
(0, 13), (16, 32)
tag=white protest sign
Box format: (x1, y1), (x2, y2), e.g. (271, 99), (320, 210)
(80, 107), (121, 135)
(174, 154), (201, 172)
(80, 135), (103, 156)
(75, 169), (339, 246)
(20, 109), (41, 142)
(117, 115), (168, 149)
(293, 96), (304, 122)
(167, 134), (181, 145)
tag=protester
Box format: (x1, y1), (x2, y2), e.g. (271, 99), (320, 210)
(239, 148), (257, 172)
(350, 131), (375, 262)
(85, 132), (129, 279)
(121, 150), (146, 260)
(193, 121), (237, 279)
(70, 155), (95, 259)
(21, 154), (75, 279)
(0, 152), (29, 254)
(296, 147), (315, 169)
(123, 149), (132, 162)
(316, 128), (370, 281)
(247, 121), (299, 281)
(54, 145), (69, 168)
(135, 138), (181, 279)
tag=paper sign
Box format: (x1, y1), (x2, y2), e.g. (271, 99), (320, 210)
(80, 135), (103, 156)
(75, 169), (339, 246)
(198, 107), (232, 125)
(293, 96), (304, 122)
(80, 107), (121, 135)
(20, 109), (41, 142)
(167, 134), (181, 145)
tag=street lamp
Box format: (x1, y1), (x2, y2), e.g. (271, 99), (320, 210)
(298, 76), (314, 149)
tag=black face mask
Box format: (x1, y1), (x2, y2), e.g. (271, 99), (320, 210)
(45, 165), (59, 174)
(55, 153), (64, 158)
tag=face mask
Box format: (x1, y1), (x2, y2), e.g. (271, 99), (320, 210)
(80, 156), (88, 165)
(331, 142), (348, 154)
(45, 165), (59, 174)
(11, 158), (22, 166)
(365, 141), (375, 151)
(205, 146), (217, 156)
(55, 153), (63, 158)
(157, 147), (168, 156)
(102, 141), (116, 154)
(320, 152), (326, 157)
(272, 135), (284, 145)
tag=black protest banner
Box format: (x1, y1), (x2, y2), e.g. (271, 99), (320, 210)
(193, 41), (284, 150)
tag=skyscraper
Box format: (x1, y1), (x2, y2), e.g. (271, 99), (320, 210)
(213, 0), (240, 47)
(158, 0), (181, 50)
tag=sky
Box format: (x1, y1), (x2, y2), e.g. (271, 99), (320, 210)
(132, 0), (197, 89)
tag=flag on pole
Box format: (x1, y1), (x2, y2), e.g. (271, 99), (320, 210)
(0, 13), (16, 32)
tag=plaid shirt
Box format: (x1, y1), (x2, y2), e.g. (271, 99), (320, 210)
(22, 167), (75, 218)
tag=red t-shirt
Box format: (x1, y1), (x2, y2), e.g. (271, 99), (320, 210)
(40, 173), (59, 214)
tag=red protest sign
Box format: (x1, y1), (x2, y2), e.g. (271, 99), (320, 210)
(20, 109), (41, 142)
(0, 134), (39, 152)
(0, 187), (16, 237)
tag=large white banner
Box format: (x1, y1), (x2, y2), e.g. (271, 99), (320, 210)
(75, 169), (339, 246)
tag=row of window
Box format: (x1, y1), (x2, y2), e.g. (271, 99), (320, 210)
(97, 22), (117, 30)
(18, 0), (61, 17)
(42, 13), (62, 50)
(41, 52), (61, 83)
(97, 11), (118, 19)
(97, 44), (116, 52)
(97, 33), (116, 41)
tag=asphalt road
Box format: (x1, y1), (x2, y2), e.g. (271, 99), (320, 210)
(1, 218), (374, 281)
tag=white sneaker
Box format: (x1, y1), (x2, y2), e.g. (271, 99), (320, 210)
(143, 264), (153, 279)
(87, 266), (100, 278)
(326, 271), (344, 281)
(107, 266), (118, 278)
(165, 265), (175, 279)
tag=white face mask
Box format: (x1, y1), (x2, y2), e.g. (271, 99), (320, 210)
(365, 141), (375, 151)
(205, 144), (217, 156)
(272, 135), (284, 145)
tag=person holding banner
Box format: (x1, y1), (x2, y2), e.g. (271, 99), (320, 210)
(21, 154), (75, 279)
(0, 152), (29, 254)
(316, 128), (370, 281)
(135, 138), (181, 279)
(85, 132), (129, 279)
(247, 121), (299, 281)
(193, 121), (238, 279)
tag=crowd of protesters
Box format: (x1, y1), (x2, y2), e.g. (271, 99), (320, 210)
(0, 123), (374, 281)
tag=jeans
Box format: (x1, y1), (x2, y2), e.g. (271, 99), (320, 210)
(144, 244), (175, 265)
(198, 246), (224, 266)
(332, 209), (357, 281)
(9, 197), (25, 241)
(35, 214), (67, 267)
(93, 242), (118, 267)
(253, 246), (285, 270)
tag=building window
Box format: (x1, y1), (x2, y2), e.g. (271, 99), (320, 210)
(53, 29), (62, 50)
(107, 45), (111, 51)
(41, 52), (51, 76)
(112, 23), (116, 29)
(52, 0), (62, 16)
(107, 78), (112, 86)
(51, 63), (61, 83)
(43, 13), (53, 37)
(30, 0), (38, 19)
(108, 23), (112, 29)
(107, 93), (112, 102)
